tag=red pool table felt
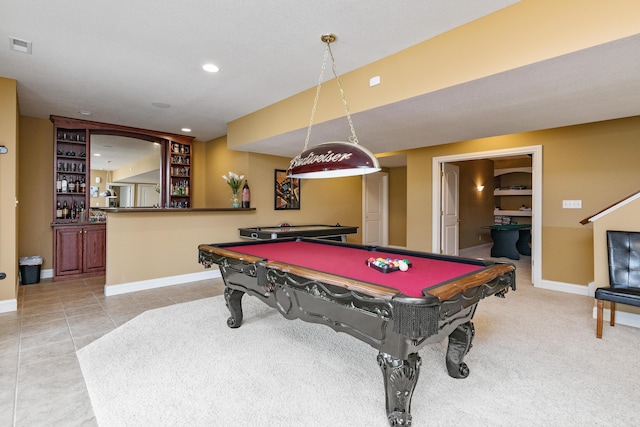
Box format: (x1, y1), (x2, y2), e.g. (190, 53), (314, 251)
(225, 241), (484, 297)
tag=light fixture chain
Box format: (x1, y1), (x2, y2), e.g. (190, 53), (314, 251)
(327, 42), (359, 145)
(290, 33), (380, 178)
(303, 46), (330, 151)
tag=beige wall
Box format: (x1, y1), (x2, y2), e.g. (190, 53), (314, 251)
(89, 169), (110, 208)
(199, 136), (363, 231)
(0, 78), (18, 302)
(16, 117), (54, 272)
(111, 153), (158, 182)
(388, 167), (407, 247)
(18, 117), (53, 269)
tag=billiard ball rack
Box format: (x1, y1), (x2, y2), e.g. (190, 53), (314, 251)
(366, 257), (412, 273)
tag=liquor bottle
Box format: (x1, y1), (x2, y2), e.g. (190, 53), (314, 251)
(56, 174), (62, 192)
(70, 202), (76, 220)
(242, 180), (250, 208)
(61, 175), (68, 193)
(80, 178), (86, 193)
(56, 201), (62, 219)
(75, 177), (81, 193)
(62, 200), (69, 219)
(68, 177), (76, 193)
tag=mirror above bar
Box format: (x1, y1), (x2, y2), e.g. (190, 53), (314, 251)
(51, 115), (194, 218)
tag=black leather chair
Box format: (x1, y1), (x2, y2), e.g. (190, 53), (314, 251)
(595, 230), (640, 338)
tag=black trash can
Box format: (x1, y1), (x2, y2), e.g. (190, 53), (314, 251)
(19, 256), (43, 285)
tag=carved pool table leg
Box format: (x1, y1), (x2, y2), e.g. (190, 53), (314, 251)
(446, 321), (475, 378)
(224, 287), (245, 328)
(377, 352), (421, 426)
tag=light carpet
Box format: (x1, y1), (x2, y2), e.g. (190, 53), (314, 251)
(77, 283), (640, 427)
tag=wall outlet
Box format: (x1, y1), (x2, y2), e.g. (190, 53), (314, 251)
(562, 199), (582, 209)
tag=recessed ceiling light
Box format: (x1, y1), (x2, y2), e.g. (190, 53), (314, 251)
(202, 63), (219, 73)
(79, 110), (92, 116)
(151, 102), (171, 108)
(181, 128), (192, 132)
(93, 153), (101, 157)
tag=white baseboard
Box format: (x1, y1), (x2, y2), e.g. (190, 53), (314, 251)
(587, 281), (596, 297)
(0, 298), (18, 313)
(591, 306), (640, 329)
(538, 279), (640, 329)
(459, 243), (493, 253)
(41, 268), (53, 279)
(104, 269), (222, 297)
(535, 279), (590, 295)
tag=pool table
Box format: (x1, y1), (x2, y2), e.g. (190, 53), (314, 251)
(198, 238), (516, 426)
(238, 223), (358, 242)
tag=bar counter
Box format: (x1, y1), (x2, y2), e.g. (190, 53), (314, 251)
(102, 207), (259, 296)
(99, 207), (256, 213)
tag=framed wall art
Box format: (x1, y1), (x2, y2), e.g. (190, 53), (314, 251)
(274, 169), (300, 210)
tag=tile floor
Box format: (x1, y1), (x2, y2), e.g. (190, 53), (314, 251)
(0, 276), (225, 427)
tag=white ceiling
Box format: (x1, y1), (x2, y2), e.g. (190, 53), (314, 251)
(244, 32), (640, 160)
(2, 1), (640, 167)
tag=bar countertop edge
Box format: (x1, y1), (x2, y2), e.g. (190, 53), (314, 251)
(98, 207), (256, 213)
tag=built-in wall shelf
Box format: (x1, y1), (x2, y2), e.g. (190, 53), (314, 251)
(494, 189), (533, 196)
(494, 209), (532, 217)
(494, 167), (532, 176)
(494, 164), (533, 219)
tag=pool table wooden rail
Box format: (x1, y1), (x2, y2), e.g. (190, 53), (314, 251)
(426, 262), (515, 301)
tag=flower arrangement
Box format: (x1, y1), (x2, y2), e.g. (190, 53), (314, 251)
(222, 171), (244, 194)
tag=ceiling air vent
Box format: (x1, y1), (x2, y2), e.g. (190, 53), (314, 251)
(9, 37), (32, 54)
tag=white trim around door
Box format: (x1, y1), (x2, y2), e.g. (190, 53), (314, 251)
(432, 145), (543, 286)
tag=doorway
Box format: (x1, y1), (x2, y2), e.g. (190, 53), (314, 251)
(108, 183), (135, 208)
(432, 145), (542, 286)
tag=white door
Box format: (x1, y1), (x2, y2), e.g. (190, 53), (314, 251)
(138, 184), (160, 207)
(363, 172), (388, 246)
(441, 163), (459, 255)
